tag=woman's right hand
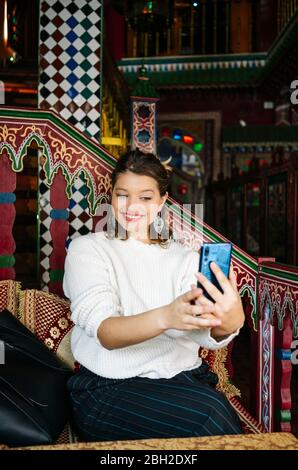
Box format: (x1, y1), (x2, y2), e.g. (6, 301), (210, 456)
(163, 287), (222, 331)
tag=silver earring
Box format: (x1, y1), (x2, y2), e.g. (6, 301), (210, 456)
(107, 207), (116, 235)
(153, 211), (164, 235)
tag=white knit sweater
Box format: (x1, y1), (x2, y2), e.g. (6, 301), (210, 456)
(63, 231), (239, 379)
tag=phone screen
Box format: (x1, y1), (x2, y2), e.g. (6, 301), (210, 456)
(197, 242), (232, 302)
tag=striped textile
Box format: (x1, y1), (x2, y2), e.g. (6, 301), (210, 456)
(67, 362), (243, 441)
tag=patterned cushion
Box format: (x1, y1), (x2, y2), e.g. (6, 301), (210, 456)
(0, 280), (21, 317)
(54, 423), (78, 445)
(229, 397), (265, 434)
(199, 347), (241, 399)
(18, 289), (75, 370)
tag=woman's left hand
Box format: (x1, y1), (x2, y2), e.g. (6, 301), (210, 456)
(191, 262), (245, 339)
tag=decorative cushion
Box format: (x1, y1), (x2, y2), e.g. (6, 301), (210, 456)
(229, 397), (265, 434)
(199, 347), (241, 399)
(18, 289), (75, 370)
(0, 280), (21, 317)
(54, 423), (78, 445)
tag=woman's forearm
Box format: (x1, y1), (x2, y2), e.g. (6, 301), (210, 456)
(97, 305), (170, 350)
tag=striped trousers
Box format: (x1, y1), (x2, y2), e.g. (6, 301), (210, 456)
(67, 362), (243, 442)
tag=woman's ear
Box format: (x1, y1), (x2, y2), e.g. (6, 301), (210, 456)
(159, 192), (168, 210)
(158, 193), (168, 212)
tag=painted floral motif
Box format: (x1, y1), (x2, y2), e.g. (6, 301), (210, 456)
(0, 115), (113, 215)
(50, 327), (61, 339)
(58, 317), (69, 330)
(45, 338), (54, 349)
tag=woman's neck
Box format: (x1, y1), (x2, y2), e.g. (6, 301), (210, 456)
(128, 232), (151, 244)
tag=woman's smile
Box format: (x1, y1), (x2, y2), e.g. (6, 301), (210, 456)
(122, 213), (145, 223)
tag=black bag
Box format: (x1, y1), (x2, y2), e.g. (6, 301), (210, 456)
(0, 309), (73, 447)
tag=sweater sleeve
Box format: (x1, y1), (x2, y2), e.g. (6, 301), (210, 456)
(179, 248), (200, 297)
(63, 235), (123, 345)
(166, 248), (240, 350)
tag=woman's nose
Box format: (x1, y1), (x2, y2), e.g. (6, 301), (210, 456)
(126, 201), (145, 211)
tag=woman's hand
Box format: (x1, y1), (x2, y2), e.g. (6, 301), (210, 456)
(191, 262), (245, 338)
(163, 287), (223, 332)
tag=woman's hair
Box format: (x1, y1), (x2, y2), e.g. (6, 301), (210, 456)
(106, 149), (173, 248)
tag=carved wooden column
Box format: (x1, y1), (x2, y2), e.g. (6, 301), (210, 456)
(230, 0), (252, 53)
(225, 0), (231, 53)
(274, 316), (293, 432)
(213, 0), (218, 53)
(39, 0), (103, 141)
(201, 0), (206, 54)
(254, 0), (278, 51)
(49, 169), (69, 296)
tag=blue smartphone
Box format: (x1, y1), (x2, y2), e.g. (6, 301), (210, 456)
(197, 242), (232, 302)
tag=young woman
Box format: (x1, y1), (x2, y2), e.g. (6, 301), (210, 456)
(63, 149), (245, 442)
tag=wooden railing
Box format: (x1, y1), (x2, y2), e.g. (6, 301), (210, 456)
(125, 0), (252, 56)
(101, 50), (130, 156)
(277, 0), (298, 33)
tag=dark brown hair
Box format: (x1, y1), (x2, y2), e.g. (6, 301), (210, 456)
(106, 149), (173, 248)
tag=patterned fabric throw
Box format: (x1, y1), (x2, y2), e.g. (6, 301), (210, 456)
(18, 289), (75, 370)
(0, 280), (21, 317)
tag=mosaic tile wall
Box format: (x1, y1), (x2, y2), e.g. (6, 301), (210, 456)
(131, 101), (157, 154)
(39, 169), (53, 291)
(38, 0), (102, 141)
(66, 173), (93, 248)
(39, 170), (93, 292)
(38, 0), (103, 290)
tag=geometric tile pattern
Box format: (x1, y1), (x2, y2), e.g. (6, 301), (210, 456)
(38, 0), (102, 141)
(39, 170), (94, 291)
(118, 57), (267, 75)
(39, 169), (53, 292)
(66, 173), (93, 249)
(132, 101), (157, 154)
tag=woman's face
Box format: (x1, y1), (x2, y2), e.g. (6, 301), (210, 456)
(111, 171), (168, 240)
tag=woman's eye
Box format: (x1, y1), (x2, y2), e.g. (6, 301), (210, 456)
(116, 195), (151, 201)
